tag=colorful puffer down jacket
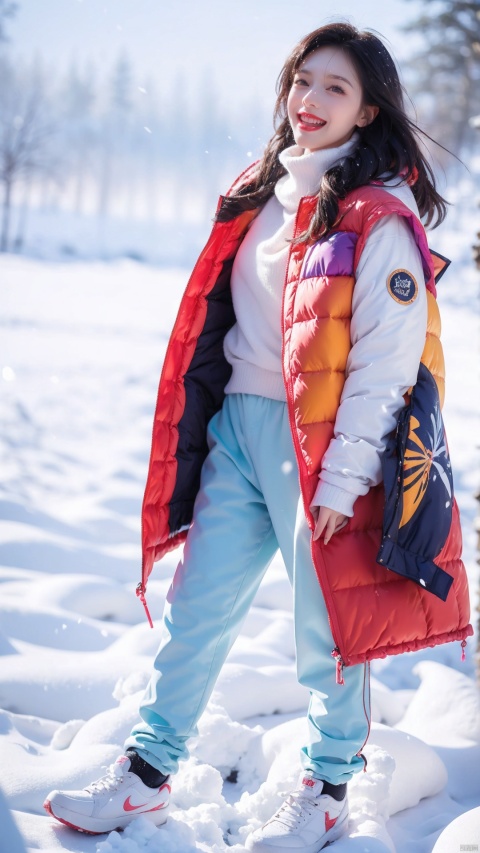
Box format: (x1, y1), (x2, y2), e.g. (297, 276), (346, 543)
(139, 166), (473, 670)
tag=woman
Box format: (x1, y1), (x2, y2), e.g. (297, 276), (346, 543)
(45, 22), (472, 852)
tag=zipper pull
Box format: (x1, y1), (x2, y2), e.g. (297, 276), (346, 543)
(356, 752), (368, 772)
(331, 648), (345, 685)
(460, 639), (467, 662)
(136, 583), (154, 629)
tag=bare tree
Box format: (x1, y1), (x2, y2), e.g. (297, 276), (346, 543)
(60, 60), (98, 215)
(0, 57), (58, 252)
(401, 0), (480, 157)
(96, 50), (135, 220)
(136, 76), (163, 222)
(0, 0), (18, 43)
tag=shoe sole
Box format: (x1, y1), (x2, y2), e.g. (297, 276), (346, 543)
(43, 797), (169, 835)
(245, 810), (349, 853)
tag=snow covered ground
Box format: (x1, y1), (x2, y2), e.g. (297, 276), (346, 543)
(1, 187), (480, 852)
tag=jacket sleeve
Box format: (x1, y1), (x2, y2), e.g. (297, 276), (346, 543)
(311, 213), (428, 516)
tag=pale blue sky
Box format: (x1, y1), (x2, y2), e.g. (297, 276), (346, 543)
(9, 0), (420, 111)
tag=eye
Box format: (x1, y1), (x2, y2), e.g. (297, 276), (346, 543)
(329, 85), (345, 95)
(293, 76), (308, 86)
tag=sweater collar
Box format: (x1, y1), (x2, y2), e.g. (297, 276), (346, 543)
(275, 133), (359, 215)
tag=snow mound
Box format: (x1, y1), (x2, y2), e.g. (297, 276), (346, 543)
(188, 702), (262, 776)
(51, 718), (85, 750)
(367, 723), (447, 814)
(107, 622), (166, 657)
(0, 789), (26, 853)
(0, 626), (18, 656)
(211, 662), (309, 720)
(431, 806), (480, 852)
(369, 676), (414, 726)
(0, 651), (150, 721)
(0, 597), (123, 651)
(24, 574), (136, 624)
(396, 660), (480, 744)
(97, 815), (199, 853)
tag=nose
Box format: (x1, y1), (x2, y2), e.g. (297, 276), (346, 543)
(302, 87), (321, 110)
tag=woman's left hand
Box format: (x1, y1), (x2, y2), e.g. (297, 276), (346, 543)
(312, 506), (348, 544)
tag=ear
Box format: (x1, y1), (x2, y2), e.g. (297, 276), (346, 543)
(357, 105), (379, 128)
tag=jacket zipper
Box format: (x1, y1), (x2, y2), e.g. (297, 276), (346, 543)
(331, 648), (345, 685)
(136, 582), (153, 628)
(280, 197), (347, 679)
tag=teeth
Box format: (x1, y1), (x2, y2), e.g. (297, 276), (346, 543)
(300, 115), (325, 127)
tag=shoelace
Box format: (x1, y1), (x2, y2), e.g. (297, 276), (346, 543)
(85, 763), (125, 795)
(269, 790), (319, 829)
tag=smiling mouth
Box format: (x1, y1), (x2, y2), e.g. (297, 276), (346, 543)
(297, 112), (327, 129)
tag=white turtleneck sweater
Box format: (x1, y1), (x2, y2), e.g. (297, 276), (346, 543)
(222, 137), (427, 516)
(223, 136), (360, 400)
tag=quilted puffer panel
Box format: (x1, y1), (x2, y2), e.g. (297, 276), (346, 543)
(301, 231), (358, 279)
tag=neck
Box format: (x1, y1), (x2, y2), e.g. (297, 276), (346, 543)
(275, 133), (359, 215)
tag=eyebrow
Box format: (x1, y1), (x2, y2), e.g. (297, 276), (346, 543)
(296, 68), (354, 89)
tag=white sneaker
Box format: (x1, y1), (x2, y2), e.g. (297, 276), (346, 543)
(44, 755), (170, 835)
(246, 772), (348, 853)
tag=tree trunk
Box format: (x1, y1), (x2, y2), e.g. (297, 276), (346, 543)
(13, 177), (32, 252)
(1, 178), (12, 252)
(74, 148), (86, 215)
(97, 135), (113, 219)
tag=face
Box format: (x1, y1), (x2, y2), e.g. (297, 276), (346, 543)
(287, 46), (378, 151)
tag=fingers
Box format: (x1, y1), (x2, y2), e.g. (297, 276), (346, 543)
(323, 514), (337, 546)
(313, 506), (327, 541)
(313, 507), (330, 542)
(313, 507), (348, 544)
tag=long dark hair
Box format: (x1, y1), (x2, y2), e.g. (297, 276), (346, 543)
(216, 23), (447, 236)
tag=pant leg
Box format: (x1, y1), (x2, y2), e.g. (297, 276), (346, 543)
(290, 507), (370, 784)
(125, 395), (279, 775)
(247, 401), (371, 785)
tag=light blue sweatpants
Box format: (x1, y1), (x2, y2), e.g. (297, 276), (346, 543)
(126, 394), (370, 784)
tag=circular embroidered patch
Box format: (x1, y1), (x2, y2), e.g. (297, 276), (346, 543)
(387, 269), (418, 304)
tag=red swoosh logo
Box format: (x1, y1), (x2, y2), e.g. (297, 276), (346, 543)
(325, 811), (338, 832)
(123, 795), (168, 813)
(124, 796), (148, 812)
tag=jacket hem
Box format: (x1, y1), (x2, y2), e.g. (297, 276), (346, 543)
(344, 624), (474, 667)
